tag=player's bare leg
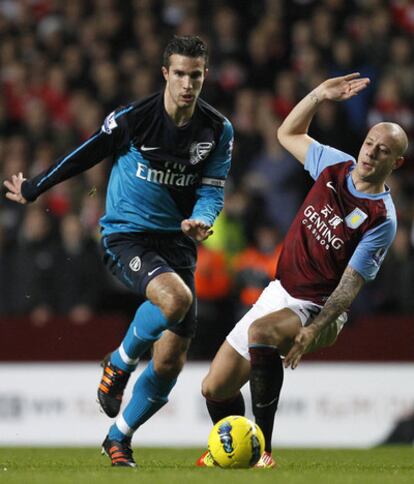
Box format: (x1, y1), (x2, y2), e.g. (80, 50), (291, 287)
(202, 340), (251, 400)
(197, 341), (250, 467)
(101, 272), (194, 466)
(248, 308), (301, 465)
(202, 340), (250, 423)
(248, 308), (302, 355)
(147, 272), (193, 324)
(98, 272), (192, 417)
(152, 330), (191, 379)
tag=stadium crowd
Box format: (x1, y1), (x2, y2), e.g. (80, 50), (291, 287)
(1, 0), (414, 357)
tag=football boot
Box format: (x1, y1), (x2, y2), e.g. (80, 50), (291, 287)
(101, 435), (136, 467)
(254, 451), (276, 468)
(195, 450), (217, 467)
(97, 355), (130, 418)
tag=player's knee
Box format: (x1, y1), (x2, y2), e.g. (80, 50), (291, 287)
(159, 285), (193, 323)
(201, 377), (220, 400)
(248, 318), (282, 346)
(201, 375), (232, 400)
(201, 375), (214, 399)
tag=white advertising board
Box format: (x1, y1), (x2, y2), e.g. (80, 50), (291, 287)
(0, 362), (413, 447)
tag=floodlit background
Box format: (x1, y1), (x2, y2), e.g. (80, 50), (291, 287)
(0, 0), (413, 447)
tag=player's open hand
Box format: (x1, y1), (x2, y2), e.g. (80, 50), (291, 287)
(3, 172), (27, 204)
(316, 73), (370, 103)
(181, 219), (213, 241)
(284, 325), (318, 370)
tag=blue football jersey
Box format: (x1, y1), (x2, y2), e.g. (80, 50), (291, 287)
(22, 92), (233, 234)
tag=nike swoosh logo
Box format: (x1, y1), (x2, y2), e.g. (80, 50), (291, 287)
(326, 181), (337, 193)
(148, 266), (162, 276)
(256, 396), (278, 408)
(141, 145), (160, 151)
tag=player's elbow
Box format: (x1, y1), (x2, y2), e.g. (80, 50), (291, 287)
(276, 129), (311, 165)
(276, 124), (295, 152)
(276, 124), (287, 146)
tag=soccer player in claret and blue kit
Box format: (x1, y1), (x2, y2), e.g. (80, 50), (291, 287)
(197, 73), (409, 468)
(4, 36), (233, 467)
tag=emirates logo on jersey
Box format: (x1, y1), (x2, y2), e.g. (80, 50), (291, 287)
(189, 141), (215, 165)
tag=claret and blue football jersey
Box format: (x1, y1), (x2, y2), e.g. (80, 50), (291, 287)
(21, 92), (233, 234)
(277, 140), (397, 305)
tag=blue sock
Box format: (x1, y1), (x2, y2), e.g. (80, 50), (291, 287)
(108, 360), (177, 441)
(111, 301), (169, 372)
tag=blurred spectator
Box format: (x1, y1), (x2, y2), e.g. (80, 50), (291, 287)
(329, 37), (376, 132)
(311, 7), (335, 58)
(310, 101), (359, 154)
(244, 113), (306, 234)
(384, 36), (414, 104)
(91, 61), (124, 112)
(204, 190), (248, 258)
(0, 223), (12, 315)
(211, 5), (243, 64)
(54, 213), (104, 324)
(229, 88), (263, 184)
(367, 75), (414, 134)
(373, 224), (414, 314)
(195, 244), (232, 303)
(391, 0), (414, 35)
(245, 28), (279, 90)
(272, 70), (298, 120)
(11, 205), (59, 325)
(232, 224), (282, 320)
(190, 243), (233, 359)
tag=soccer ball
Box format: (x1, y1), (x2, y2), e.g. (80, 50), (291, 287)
(207, 415), (265, 468)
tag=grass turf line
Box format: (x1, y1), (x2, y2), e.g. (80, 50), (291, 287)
(0, 447), (413, 484)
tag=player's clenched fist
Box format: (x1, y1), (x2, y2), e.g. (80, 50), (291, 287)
(181, 219), (213, 241)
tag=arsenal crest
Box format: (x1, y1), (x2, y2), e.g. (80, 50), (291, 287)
(189, 141), (215, 165)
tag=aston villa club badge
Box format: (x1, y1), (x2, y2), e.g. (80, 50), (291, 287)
(345, 207), (368, 229)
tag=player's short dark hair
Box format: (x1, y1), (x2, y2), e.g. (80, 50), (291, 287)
(163, 36), (209, 68)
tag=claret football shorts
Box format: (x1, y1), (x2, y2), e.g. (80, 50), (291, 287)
(227, 279), (347, 360)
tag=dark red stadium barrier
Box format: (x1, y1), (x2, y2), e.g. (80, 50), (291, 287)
(305, 315), (414, 362)
(0, 314), (129, 361)
(0, 314), (413, 361)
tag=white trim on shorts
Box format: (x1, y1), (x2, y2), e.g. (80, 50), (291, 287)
(226, 279), (347, 360)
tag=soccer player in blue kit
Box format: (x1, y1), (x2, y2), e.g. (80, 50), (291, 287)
(4, 36), (233, 467)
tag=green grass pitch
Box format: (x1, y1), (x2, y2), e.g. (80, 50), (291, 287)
(0, 447), (413, 484)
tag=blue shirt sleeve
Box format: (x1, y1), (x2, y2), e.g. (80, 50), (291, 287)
(190, 118), (233, 226)
(349, 217), (397, 281)
(304, 140), (356, 180)
(21, 106), (134, 202)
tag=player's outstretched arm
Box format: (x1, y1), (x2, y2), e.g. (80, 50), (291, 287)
(277, 73), (370, 164)
(181, 219), (213, 242)
(3, 172), (28, 204)
(284, 265), (365, 369)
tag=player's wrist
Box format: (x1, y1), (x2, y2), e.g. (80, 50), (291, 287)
(306, 322), (322, 337)
(309, 87), (326, 105)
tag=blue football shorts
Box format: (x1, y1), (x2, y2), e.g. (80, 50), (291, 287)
(101, 231), (197, 338)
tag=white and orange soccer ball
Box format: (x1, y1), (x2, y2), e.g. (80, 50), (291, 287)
(207, 415), (265, 468)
